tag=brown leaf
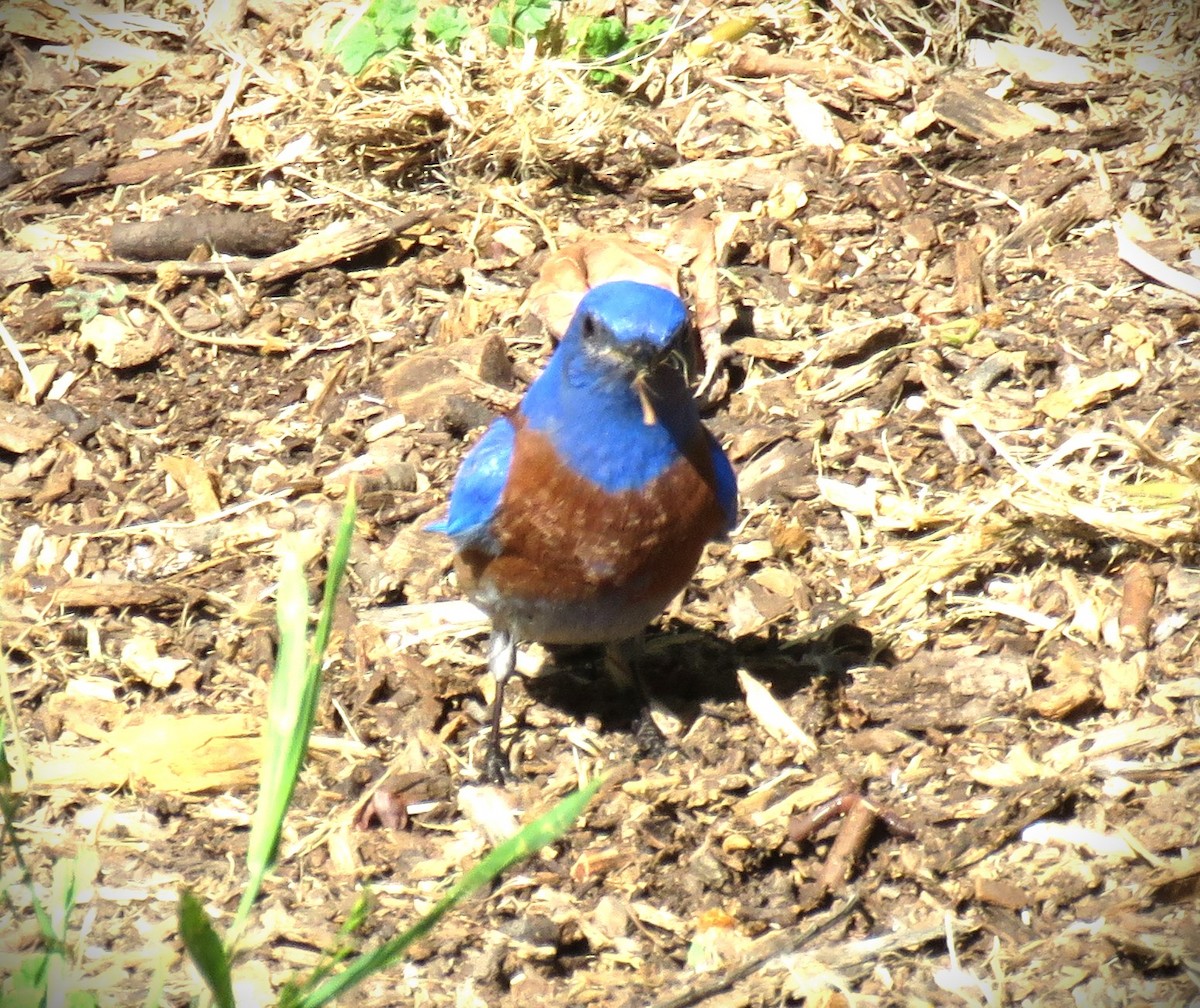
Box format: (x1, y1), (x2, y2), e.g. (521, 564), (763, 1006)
(79, 311), (173, 369)
(159, 454), (222, 518)
(0, 401), (62, 453)
(524, 238), (678, 339)
(1026, 677), (1099, 719)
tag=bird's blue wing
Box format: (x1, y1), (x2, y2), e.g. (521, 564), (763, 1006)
(427, 417), (516, 552)
(706, 430), (739, 536)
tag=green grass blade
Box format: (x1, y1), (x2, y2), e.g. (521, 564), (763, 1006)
(289, 776), (602, 1008)
(278, 891), (372, 1005)
(233, 491), (357, 940)
(178, 889), (235, 1008)
(0, 721), (57, 945)
(310, 491), (356, 667)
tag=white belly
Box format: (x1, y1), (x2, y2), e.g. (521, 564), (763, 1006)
(470, 582), (677, 645)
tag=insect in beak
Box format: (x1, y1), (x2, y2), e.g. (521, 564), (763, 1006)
(633, 371), (657, 426)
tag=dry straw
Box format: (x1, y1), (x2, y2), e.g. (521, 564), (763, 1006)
(318, 39), (670, 184)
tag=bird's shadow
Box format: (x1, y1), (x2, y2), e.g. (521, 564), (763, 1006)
(523, 616), (882, 736)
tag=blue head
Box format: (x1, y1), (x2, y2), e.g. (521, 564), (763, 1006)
(519, 281), (704, 493)
(557, 281), (692, 390)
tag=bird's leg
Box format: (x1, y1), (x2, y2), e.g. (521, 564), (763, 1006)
(485, 627), (516, 783)
(602, 638), (636, 692)
(604, 639), (669, 757)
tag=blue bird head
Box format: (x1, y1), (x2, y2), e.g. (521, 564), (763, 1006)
(560, 281), (693, 388)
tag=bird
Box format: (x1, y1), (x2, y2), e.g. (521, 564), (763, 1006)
(429, 279), (738, 779)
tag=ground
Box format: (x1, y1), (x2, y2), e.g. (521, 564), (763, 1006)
(2, 0), (1199, 1006)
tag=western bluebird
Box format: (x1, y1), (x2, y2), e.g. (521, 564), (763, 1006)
(430, 280), (738, 778)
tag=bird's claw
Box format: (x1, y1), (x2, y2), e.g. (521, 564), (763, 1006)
(632, 707), (671, 759)
(483, 744), (513, 785)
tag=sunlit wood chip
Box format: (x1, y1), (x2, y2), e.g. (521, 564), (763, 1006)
(1022, 821), (1138, 858)
(159, 454), (222, 518)
(0, 401), (62, 453)
(80, 312), (172, 369)
(783, 81), (844, 151)
(458, 784), (521, 845)
(989, 40), (1098, 84)
(1099, 653), (1148, 710)
(524, 238), (679, 338)
(966, 743), (1048, 788)
(120, 636), (191, 690)
(736, 668), (817, 755)
(818, 476), (878, 517)
(1038, 367), (1141, 419)
(1026, 678), (1098, 719)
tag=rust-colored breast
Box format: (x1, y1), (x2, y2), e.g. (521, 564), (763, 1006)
(457, 422), (725, 619)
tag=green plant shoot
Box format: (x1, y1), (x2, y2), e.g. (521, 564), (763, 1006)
(328, 0), (419, 74)
(426, 6), (470, 51)
(488, 0), (552, 48)
(282, 775), (603, 1008)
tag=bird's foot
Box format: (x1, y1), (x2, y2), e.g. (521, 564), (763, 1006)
(632, 707), (671, 759)
(483, 742), (513, 785)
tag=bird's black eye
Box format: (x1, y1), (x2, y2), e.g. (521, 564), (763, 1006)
(580, 312), (615, 348)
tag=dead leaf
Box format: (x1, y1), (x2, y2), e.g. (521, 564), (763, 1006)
(80, 311), (173, 369)
(159, 454), (222, 518)
(524, 238), (678, 338)
(31, 712), (262, 794)
(120, 636), (191, 689)
(0, 401), (62, 453)
(1038, 367), (1141, 419)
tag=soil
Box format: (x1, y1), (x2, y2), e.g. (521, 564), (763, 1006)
(2, 1), (1199, 1006)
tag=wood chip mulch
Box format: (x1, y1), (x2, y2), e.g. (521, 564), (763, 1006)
(2, 0), (1198, 1005)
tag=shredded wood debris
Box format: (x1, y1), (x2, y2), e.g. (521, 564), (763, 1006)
(2, 0), (1199, 1004)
